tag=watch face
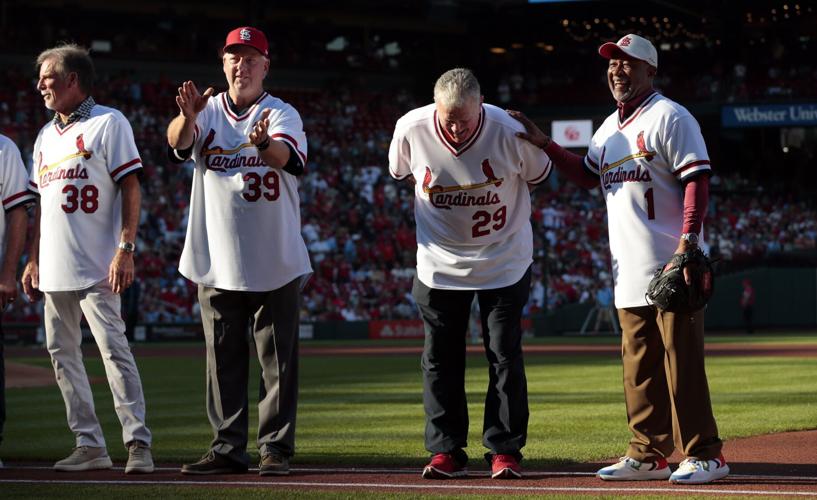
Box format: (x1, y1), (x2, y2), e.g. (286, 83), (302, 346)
(685, 233), (699, 245)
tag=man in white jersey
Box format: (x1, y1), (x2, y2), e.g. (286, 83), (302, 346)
(0, 134), (35, 468)
(510, 34), (727, 485)
(20, 44), (153, 474)
(389, 68), (552, 480)
(167, 26), (310, 477)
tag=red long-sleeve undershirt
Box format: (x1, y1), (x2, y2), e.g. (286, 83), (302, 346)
(542, 141), (709, 234)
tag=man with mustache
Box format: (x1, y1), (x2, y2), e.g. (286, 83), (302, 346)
(510, 34), (728, 485)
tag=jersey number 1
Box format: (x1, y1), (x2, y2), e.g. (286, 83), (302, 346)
(644, 188), (655, 220)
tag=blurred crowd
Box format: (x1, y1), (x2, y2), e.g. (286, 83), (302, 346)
(1, 67), (815, 325)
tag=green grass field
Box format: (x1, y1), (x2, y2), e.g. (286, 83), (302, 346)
(4, 333), (816, 468)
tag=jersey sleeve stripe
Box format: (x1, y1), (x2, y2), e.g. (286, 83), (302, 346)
(3, 191), (36, 210)
(110, 158), (143, 181)
(270, 133), (307, 165)
(527, 160), (552, 185)
(584, 156), (600, 176)
(674, 159), (711, 177)
(28, 180), (39, 193)
(389, 167), (411, 181)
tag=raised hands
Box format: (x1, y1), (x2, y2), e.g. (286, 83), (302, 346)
(176, 81), (214, 120)
(249, 108), (272, 146)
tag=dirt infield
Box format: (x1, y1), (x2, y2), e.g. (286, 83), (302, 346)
(2, 430), (816, 496)
(3, 342), (816, 496)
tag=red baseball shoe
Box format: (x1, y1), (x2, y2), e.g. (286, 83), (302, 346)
(422, 453), (467, 479)
(490, 454), (522, 479)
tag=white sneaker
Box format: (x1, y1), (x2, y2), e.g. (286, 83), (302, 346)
(669, 455), (729, 484)
(597, 456), (672, 481)
(54, 446), (113, 472)
(125, 441), (154, 474)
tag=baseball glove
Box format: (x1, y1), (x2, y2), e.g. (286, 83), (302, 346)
(646, 248), (714, 313)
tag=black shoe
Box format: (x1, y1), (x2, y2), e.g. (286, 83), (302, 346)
(259, 452), (290, 476)
(181, 451), (248, 475)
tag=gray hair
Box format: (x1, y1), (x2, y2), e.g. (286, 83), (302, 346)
(433, 68), (481, 109)
(36, 44), (95, 94)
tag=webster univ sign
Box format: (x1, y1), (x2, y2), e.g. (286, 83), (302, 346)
(722, 103), (817, 127)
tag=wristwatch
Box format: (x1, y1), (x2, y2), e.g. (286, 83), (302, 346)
(681, 233), (699, 246)
(118, 241), (136, 253)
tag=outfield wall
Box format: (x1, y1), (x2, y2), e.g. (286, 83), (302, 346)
(3, 268), (814, 343)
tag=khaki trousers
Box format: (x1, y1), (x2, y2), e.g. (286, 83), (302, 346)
(618, 306), (722, 461)
(44, 281), (152, 448)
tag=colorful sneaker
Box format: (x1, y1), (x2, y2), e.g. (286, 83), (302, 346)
(422, 453), (467, 479)
(54, 446), (113, 472)
(597, 456), (671, 481)
(125, 440), (154, 474)
(490, 454), (522, 479)
(669, 455), (729, 484)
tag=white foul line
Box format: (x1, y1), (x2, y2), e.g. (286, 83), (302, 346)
(1, 478), (817, 496)
(7, 464), (817, 482)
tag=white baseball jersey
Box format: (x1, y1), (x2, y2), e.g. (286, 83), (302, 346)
(30, 105), (143, 292)
(179, 91), (312, 291)
(0, 135), (36, 262)
(584, 92), (711, 308)
(389, 103), (552, 290)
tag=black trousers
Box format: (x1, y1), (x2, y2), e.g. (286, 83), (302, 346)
(413, 267), (531, 463)
(198, 279), (302, 465)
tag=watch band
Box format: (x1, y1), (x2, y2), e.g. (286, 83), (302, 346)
(681, 233), (699, 245)
(118, 241), (136, 253)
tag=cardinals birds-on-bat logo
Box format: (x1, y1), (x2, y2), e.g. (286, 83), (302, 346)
(76, 134), (92, 159)
(481, 158), (502, 187)
(636, 131), (655, 161)
(422, 159), (503, 195)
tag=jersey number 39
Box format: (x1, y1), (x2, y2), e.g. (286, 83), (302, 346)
(243, 171), (280, 202)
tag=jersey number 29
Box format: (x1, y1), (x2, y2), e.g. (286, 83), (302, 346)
(472, 205), (507, 238)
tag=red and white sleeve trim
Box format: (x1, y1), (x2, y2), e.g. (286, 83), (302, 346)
(270, 133), (307, 166)
(389, 167), (411, 181)
(3, 190), (36, 211)
(110, 158), (143, 182)
(527, 160), (553, 185)
(28, 180), (39, 194)
(584, 156), (600, 176)
(674, 159), (711, 180)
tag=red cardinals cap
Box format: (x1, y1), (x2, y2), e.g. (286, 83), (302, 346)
(223, 26), (269, 57)
(599, 34), (658, 69)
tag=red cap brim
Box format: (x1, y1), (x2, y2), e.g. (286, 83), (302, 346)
(598, 42), (628, 60)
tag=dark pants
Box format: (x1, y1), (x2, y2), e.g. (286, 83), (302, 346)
(0, 317), (4, 446)
(413, 268), (531, 464)
(618, 306), (723, 461)
(198, 279), (301, 466)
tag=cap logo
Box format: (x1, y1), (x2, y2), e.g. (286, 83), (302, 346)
(620, 36), (632, 47)
(239, 28), (252, 41)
